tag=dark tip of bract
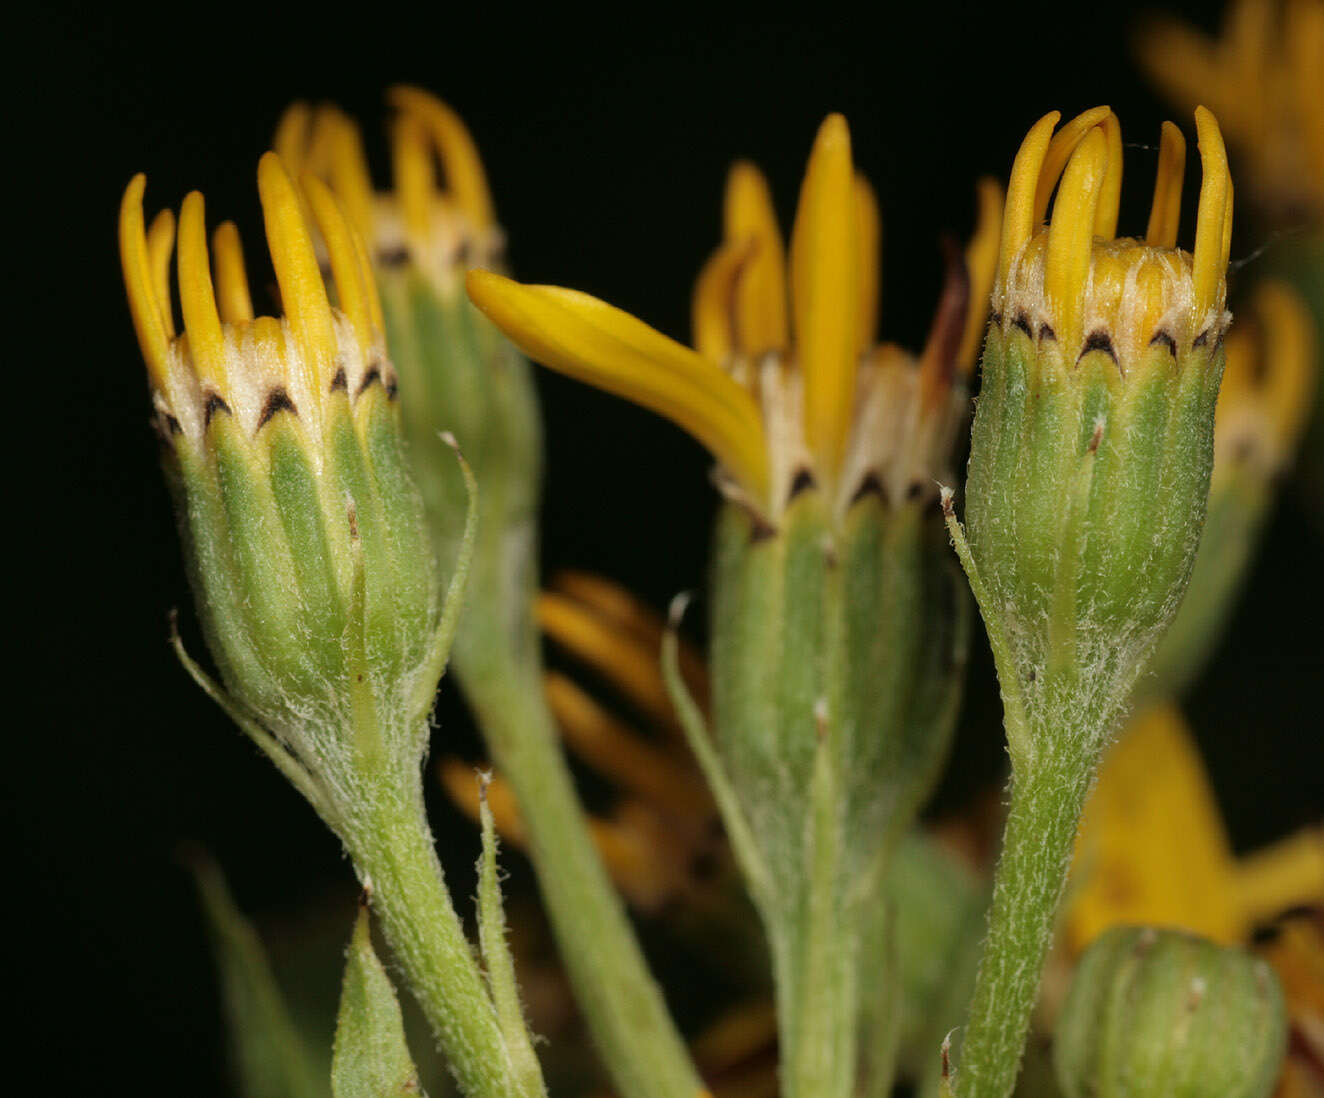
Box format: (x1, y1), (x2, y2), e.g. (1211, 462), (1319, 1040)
(203, 392), (232, 427)
(257, 388), (297, 429)
(1079, 330), (1118, 364)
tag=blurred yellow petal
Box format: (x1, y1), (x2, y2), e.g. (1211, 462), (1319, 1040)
(724, 161), (788, 355)
(467, 270), (770, 502)
(1067, 700), (1242, 952)
(853, 172), (881, 353)
(790, 113), (858, 479)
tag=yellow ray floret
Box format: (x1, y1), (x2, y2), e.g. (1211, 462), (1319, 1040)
(1145, 121), (1187, 249)
(998, 110), (1060, 291)
(692, 241), (753, 365)
(257, 152), (338, 405)
(853, 173), (881, 353)
(177, 192), (229, 393)
(1193, 106), (1233, 323)
(1069, 700), (1324, 952)
(388, 85), (495, 229)
(790, 113), (858, 480)
(467, 270), (770, 502)
(723, 162), (788, 355)
(119, 174), (172, 388)
(303, 176), (375, 348)
(146, 210), (177, 339)
(211, 221), (254, 324)
(1043, 127), (1110, 354)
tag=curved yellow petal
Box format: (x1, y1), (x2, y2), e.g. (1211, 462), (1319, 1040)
(467, 270), (770, 503)
(1192, 106), (1232, 322)
(119, 174), (171, 388)
(1255, 281), (1318, 448)
(998, 111), (1060, 289)
(211, 221), (254, 324)
(692, 241), (751, 365)
(1032, 105), (1111, 226)
(1067, 700), (1242, 952)
(313, 105), (377, 244)
(958, 177), (1004, 374)
(1044, 127), (1110, 354)
(388, 86), (494, 228)
(789, 113), (858, 478)
(273, 101), (312, 178)
(303, 174), (375, 347)
(177, 191), (228, 393)
(723, 161), (788, 354)
(854, 172), (882, 353)
(1093, 111), (1124, 240)
(258, 152), (336, 400)
(1235, 826), (1324, 929)
(1145, 121), (1187, 248)
(391, 112), (434, 244)
(146, 210), (177, 339)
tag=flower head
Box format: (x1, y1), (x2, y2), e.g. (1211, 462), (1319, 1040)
(992, 104), (1233, 372)
(468, 114), (1002, 521)
(1136, 0), (1324, 222)
(275, 88), (502, 291)
(119, 155), (451, 824)
(952, 107), (1236, 765)
(274, 91), (542, 608)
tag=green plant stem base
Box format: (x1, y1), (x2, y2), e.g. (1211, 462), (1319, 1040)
(461, 637), (704, 1098)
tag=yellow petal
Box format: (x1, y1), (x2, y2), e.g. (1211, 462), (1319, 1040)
(1032, 105), (1112, 226)
(790, 113), (858, 479)
(1093, 111), (1124, 240)
(467, 270), (770, 503)
(177, 191), (228, 394)
(1145, 121), (1187, 248)
(958, 177), (1004, 374)
(388, 86), (495, 228)
(390, 112), (434, 245)
(544, 672), (710, 821)
(146, 210), (177, 338)
(211, 221), (254, 324)
(723, 161), (788, 354)
(692, 241), (751, 364)
(303, 175), (375, 347)
(1235, 826), (1324, 929)
(1192, 106), (1232, 323)
(1067, 700), (1242, 952)
(273, 101), (312, 178)
(1044, 127), (1110, 354)
(998, 111), (1060, 290)
(853, 172), (882, 353)
(1255, 280), (1319, 449)
(118, 174), (171, 388)
(258, 152), (336, 402)
(312, 105), (377, 245)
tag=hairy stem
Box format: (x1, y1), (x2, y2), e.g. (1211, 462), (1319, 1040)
(346, 778), (520, 1098)
(955, 734), (1097, 1098)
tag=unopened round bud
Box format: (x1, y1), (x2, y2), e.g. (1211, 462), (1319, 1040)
(1055, 926), (1287, 1098)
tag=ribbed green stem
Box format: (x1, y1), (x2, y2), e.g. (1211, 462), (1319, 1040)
(955, 733), (1097, 1098)
(345, 777), (519, 1098)
(461, 645), (703, 1098)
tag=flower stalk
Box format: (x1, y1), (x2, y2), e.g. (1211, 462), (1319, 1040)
(279, 95), (703, 1098)
(943, 105), (1234, 1098)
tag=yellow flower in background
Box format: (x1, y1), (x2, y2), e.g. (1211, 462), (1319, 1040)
(275, 87), (501, 288)
(1136, 0), (1324, 221)
(467, 114), (1001, 520)
(443, 573), (721, 913)
(1067, 701), (1324, 953)
(1215, 281), (1318, 480)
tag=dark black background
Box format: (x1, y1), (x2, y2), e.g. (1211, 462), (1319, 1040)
(18, 1), (1321, 1090)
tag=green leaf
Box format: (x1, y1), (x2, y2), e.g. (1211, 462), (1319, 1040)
(188, 852), (327, 1098)
(331, 908), (426, 1098)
